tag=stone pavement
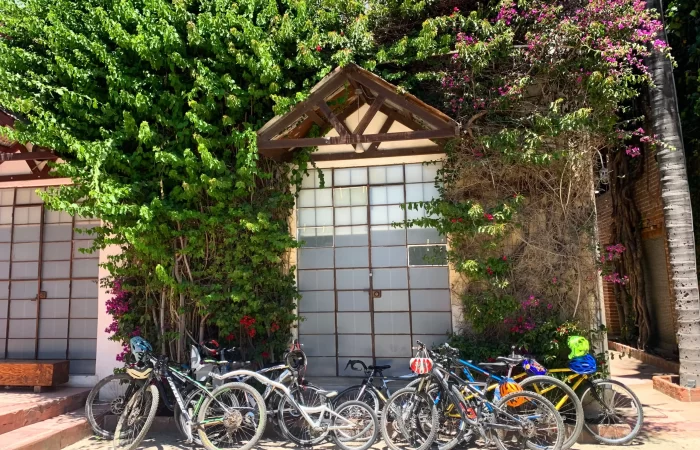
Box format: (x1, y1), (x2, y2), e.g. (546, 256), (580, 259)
(64, 356), (700, 450)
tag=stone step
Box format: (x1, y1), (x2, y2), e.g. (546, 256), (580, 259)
(0, 387), (90, 435)
(2, 407), (92, 450)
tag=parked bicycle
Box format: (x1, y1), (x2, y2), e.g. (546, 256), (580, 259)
(334, 359), (417, 415)
(382, 340), (565, 450)
(201, 346), (378, 450)
(430, 344), (584, 449)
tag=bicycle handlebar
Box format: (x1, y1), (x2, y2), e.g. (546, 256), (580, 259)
(345, 359), (369, 371)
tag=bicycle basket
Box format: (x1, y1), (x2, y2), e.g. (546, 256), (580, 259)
(522, 358), (547, 375)
(568, 354), (597, 375)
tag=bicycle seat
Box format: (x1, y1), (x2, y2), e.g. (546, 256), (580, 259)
(497, 356), (525, 365)
(316, 390), (338, 398)
(369, 365), (391, 370)
(477, 362), (508, 371)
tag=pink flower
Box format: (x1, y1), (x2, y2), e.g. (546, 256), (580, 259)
(626, 146), (641, 157)
(552, 277), (557, 284)
(484, 213), (494, 221)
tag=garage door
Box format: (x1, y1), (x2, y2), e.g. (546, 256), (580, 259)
(296, 163), (452, 376)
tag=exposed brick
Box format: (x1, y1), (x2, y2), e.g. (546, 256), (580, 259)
(596, 147), (677, 343)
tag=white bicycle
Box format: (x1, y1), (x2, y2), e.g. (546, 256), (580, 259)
(197, 350), (378, 450)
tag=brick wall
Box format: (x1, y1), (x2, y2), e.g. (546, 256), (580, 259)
(595, 147), (678, 350)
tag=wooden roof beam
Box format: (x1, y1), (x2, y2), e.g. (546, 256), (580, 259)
(257, 127), (453, 150)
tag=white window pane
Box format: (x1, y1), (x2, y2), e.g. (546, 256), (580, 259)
(335, 226), (369, 247)
(335, 208), (351, 226)
(405, 163), (441, 183)
(371, 205), (404, 224)
(370, 186), (404, 205)
(44, 210), (73, 224)
(298, 227), (333, 248)
(298, 189), (332, 208)
(369, 166), (404, 185)
(336, 207), (367, 226)
(405, 164), (423, 183)
(422, 164), (440, 182)
(298, 207), (333, 227)
(13, 207), (41, 225)
(407, 206), (426, 220)
(301, 169), (332, 189)
(370, 206), (388, 225)
(335, 168), (367, 186)
(388, 205), (404, 223)
(0, 207), (11, 225)
(334, 187), (367, 207)
(350, 206), (367, 225)
(15, 188), (43, 205)
(0, 190), (13, 206)
(406, 183), (440, 203)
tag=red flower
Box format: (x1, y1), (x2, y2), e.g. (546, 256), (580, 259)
(451, 218), (457, 223)
(225, 333), (235, 341)
(453, 7), (460, 12)
(484, 213), (494, 221)
(262, 351), (270, 359)
(316, 45), (322, 52)
(502, 255), (507, 261)
(248, 328), (256, 338)
(270, 322), (280, 333)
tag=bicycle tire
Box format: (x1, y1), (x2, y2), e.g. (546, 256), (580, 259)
(493, 390), (565, 450)
(175, 388), (205, 445)
(112, 384), (160, 450)
(276, 383), (329, 445)
(334, 385), (381, 415)
(435, 385), (469, 450)
(520, 375), (584, 449)
(381, 387), (439, 450)
(580, 378), (643, 445)
(85, 373), (140, 439)
(331, 400), (379, 450)
(197, 382), (266, 450)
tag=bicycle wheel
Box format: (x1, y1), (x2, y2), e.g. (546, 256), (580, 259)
(381, 387), (439, 450)
(277, 383), (329, 445)
(335, 385), (381, 415)
(112, 384), (159, 450)
(520, 375), (584, 449)
(175, 388), (205, 445)
(85, 373), (141, 439)
(492, 391), (565, 450)
(579, 379), (643, 445)
(197, 382), (266, 450)
(331, 400), (379, 450)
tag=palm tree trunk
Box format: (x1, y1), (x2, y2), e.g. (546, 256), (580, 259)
(647, 0), (700, 386)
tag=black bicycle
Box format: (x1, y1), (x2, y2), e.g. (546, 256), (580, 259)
(334, 359), (416, 415)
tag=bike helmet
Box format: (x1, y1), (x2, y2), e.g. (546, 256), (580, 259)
(129, 336), (153, 363)
(568, 354), (597, 375)
(499, 378), (526, 407)
(522, 358), (547, 375)
(567, 335), (590, 359)
(200, 339), (220, 358)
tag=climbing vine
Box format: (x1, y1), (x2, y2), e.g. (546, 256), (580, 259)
(0, 0), (673, 364)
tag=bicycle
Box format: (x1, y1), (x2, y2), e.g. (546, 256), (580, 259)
(542, 357), (643, 445)
(334, 359), (417, 415)
(440, 345), (584, 450)
(391, 341), (565, 450)
(85, 370), (143, 439)
(202, 352), (378, 450)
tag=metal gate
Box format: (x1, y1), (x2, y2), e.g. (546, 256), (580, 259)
(0, 187), (99, 374)
(296, 163), (452, 376)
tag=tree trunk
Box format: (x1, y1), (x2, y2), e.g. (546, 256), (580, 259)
(648, 0), (700, 386)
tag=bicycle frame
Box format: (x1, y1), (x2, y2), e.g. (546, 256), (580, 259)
(213, 370), (368, 433)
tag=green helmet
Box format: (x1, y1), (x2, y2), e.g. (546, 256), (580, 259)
(567, 336), (590, 359)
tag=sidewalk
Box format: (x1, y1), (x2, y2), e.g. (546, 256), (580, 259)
(64, 356), (700, 450)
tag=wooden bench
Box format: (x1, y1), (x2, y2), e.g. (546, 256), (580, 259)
(0, 360), (70, 392)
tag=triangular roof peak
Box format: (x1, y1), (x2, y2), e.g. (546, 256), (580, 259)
(257, 63), (459, 161)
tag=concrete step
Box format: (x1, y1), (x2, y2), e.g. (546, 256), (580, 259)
(3, 407), (92, 450)
(0, 387), (91, 435)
